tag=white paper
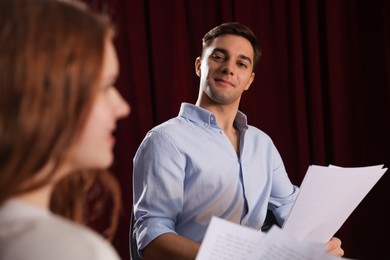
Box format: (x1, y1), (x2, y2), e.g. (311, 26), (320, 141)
(196, 217), (351, 260)
(196, 217), (264, 260)
(282, 164), (387, 243)
(248, 226), (343, 260)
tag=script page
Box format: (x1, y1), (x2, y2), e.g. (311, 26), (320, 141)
(248, 226), (344, 260)
(196, 217), (264, 260)
(282, 164), (387, 243)
(196, 217), (349, 260)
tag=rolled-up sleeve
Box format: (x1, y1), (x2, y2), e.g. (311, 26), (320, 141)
(133, 130), (185, 251)
(268, 144), (300, 225)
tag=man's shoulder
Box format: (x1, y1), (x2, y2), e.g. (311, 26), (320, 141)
(149, 116), (191, 134)
(246, 124), (270, 136)
(245, 125), (275, 143)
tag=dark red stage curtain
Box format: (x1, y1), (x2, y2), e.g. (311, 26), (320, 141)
(85, 0), (390, 259)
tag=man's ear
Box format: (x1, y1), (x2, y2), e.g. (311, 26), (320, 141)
(195, 57), (201, 77)
(244, 72), (255, 91)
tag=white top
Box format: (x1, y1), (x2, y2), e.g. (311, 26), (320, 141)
(0, 199), (121, 260)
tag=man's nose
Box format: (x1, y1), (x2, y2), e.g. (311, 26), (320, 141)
(221, 62), (234, 75)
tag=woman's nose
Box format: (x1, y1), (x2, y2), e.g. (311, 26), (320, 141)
(113, 88), (131, 119)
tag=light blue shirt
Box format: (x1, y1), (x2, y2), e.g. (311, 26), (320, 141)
(133, 103), (299, 252)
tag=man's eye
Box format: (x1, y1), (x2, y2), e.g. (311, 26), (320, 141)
(211, 54), (224, 61)
(238, 62), (248, 68)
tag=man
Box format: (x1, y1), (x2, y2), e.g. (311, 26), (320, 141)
(132, 22), (344, 259)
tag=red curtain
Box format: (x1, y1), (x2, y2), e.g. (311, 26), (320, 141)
(87, 0), (390, 259)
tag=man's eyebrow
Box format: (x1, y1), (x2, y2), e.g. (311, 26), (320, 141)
(211, 48), (228, 55)
(238, 54), (253, 64)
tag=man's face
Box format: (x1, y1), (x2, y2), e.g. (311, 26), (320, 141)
(195, 34), (255, 106)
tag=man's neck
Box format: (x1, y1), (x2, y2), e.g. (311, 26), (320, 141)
(196, 100), (239, 132)
(197, 103), (241, 155)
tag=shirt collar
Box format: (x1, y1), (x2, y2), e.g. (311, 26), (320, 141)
(178, 102), (249, 130)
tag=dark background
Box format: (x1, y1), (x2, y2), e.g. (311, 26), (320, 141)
(85, 0), (390, 259)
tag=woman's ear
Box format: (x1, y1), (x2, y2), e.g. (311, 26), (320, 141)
(195, 57), (201, 77)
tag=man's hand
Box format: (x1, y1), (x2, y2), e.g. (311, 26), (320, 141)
(326, 237), (344, 257)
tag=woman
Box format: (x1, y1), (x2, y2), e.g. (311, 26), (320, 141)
(0, 0), (130, 259)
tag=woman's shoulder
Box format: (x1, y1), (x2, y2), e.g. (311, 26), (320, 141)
(0, 206), (120, 260)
